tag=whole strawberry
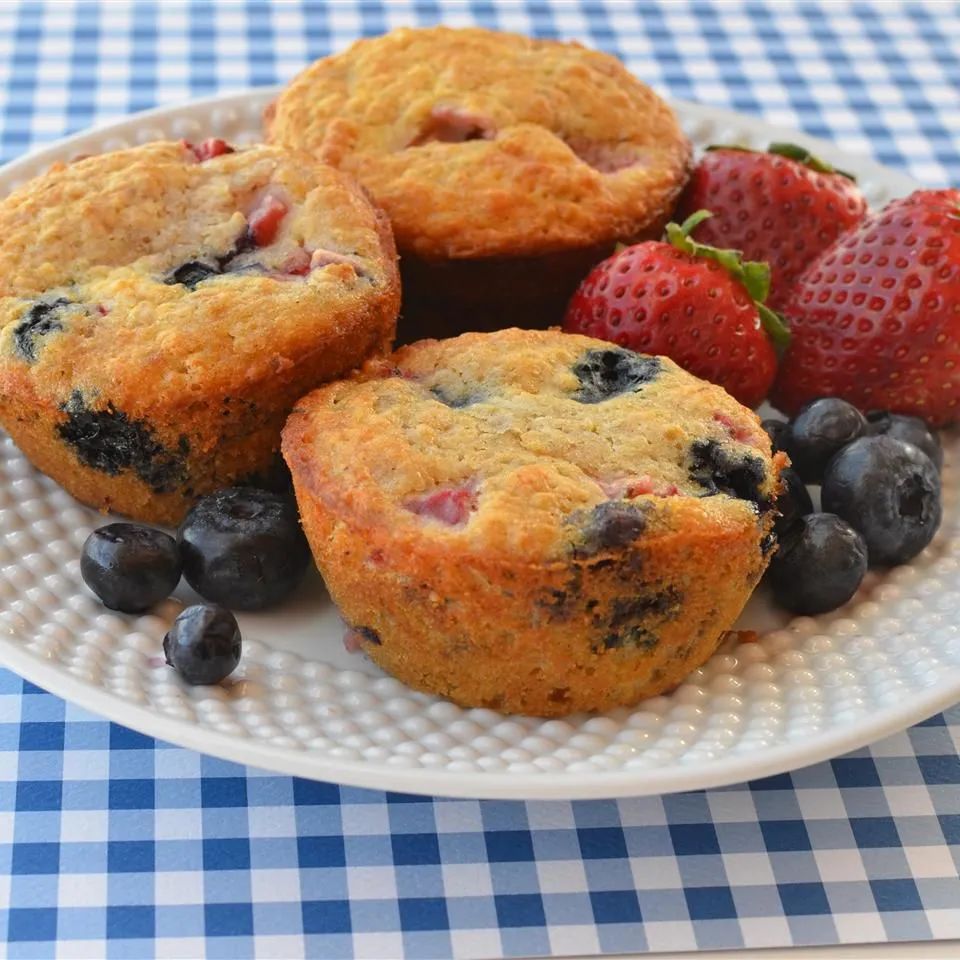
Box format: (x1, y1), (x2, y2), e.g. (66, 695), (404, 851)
(772, 189), (960, 427)
(677, 143), (868, 310)
(563, 211), (788, 408)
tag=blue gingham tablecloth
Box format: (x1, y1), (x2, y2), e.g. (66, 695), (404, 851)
(1, 2), (959, 958)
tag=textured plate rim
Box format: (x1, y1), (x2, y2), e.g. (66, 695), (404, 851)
(0, 87), (952, 801)
(0, 88), (919, 197)
(2, 629), (960, 800)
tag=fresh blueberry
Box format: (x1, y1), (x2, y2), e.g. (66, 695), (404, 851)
(165, 260), (220, 289)
(163, 604), (241, 685)
(178, 487), (310, 610)
(572, 349), (661, 403)
(80, 523), (182, 613)
(865, 410), (943, 471)
(786, 398), (866, 483)
(761, 418), (791, 454)
(689, 439), (768, 508)
(773, 467), (814, 538)
(822, 436), (942, 566)
(768, 513), (867, 615)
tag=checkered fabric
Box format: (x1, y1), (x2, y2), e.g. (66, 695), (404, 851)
(0, 1), (958, 957)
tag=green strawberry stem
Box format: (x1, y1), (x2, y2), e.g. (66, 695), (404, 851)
(767, 142), (856, 181)
(705, 141), (856, 182)
(665, 210), (791, 350)
(756, 303), (791, 350)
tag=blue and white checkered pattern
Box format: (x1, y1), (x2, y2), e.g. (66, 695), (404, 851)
(0, 2), (958, 957)
(4, 670), (960, 958)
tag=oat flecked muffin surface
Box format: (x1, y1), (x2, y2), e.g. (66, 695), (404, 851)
(283, 329), (786, 717)
(0, 140), (400, 524)
(267, 27), (691, 339)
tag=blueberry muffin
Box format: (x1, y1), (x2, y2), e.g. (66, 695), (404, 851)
(0, 140), (399, 524)
(267, 27), (690, 340)
(282, 329), (785, 716)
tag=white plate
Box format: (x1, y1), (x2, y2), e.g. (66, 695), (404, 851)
(0, 89), (955, 801)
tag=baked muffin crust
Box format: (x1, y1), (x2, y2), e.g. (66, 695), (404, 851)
(268, 27), (691, 261)
(0, 140), (400, 523)
(284, 329), (785, 716)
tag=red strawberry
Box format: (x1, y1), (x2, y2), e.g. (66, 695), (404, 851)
(563, 211), (789, 408)
(677, 143), (867, 310)
(772, 189), (960, 427)
(183, 137), (235, 162)
(405, 486), (476, 526)
(247, 193), (288, 247)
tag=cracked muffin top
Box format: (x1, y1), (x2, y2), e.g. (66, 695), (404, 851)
(0, 140), (399, 412)
(267, 27), (691, 260)
(283, 329), (785, 565)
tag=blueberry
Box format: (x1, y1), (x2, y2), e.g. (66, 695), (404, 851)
(163, 604), (241, 685)
(58, 392), (189, 493)
(822, 436), (942, 566)
(761, 418), (791, 454)
(773, 467), (814, 537)
(609, 588), (683, 625)
(430, 385), (483, 408)
(768, 513), (867, 615)
(572, 349), (661, 403)
(167, 234), (267, 286)
(574, 501), (648, 557)
(81, 523), (182, 613)
(178, 487), (310, 610)
(14, 297), (70, 362)
(598, 625), (660, 652)
(354, 625), (382, 646)
(227, 229), (256, 260)
(689, 439), (768, 508)
(786, 398), (866, 483)
(165, 260), (220, 289)
(865, 410), (943, 471)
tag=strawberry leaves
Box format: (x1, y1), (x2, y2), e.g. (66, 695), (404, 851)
(665, 211), (791, 349)
(766, 142), (856, 181)
(705, 142), (856, 182)
(756, 303), (792, 352)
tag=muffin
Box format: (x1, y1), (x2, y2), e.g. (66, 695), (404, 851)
(0, 139), (399, 524)
(267, 27), (691, 340)
(282, 329), (785, 716)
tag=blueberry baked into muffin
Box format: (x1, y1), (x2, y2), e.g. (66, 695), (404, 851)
(283, 329), (786, 716)
(0, 140), (400, 524)
(267, 27), (690, 340)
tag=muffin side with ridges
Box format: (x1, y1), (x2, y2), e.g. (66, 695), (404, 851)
(267, 27), (690, 338)
(283, 328), (785, 716)
(0, 140), (400, 524)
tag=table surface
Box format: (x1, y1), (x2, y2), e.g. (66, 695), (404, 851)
(1, 2), (959, 959)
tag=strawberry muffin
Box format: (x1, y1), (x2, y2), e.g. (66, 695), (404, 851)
(283, 328), (785, 716)
(267, 27), (690, 340)
(0, 140), (399, 524)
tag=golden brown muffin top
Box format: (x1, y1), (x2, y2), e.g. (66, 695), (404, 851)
(267, 27), (691, 259)
(283, 329), (783, 564)
(0, 141), (399, 413)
